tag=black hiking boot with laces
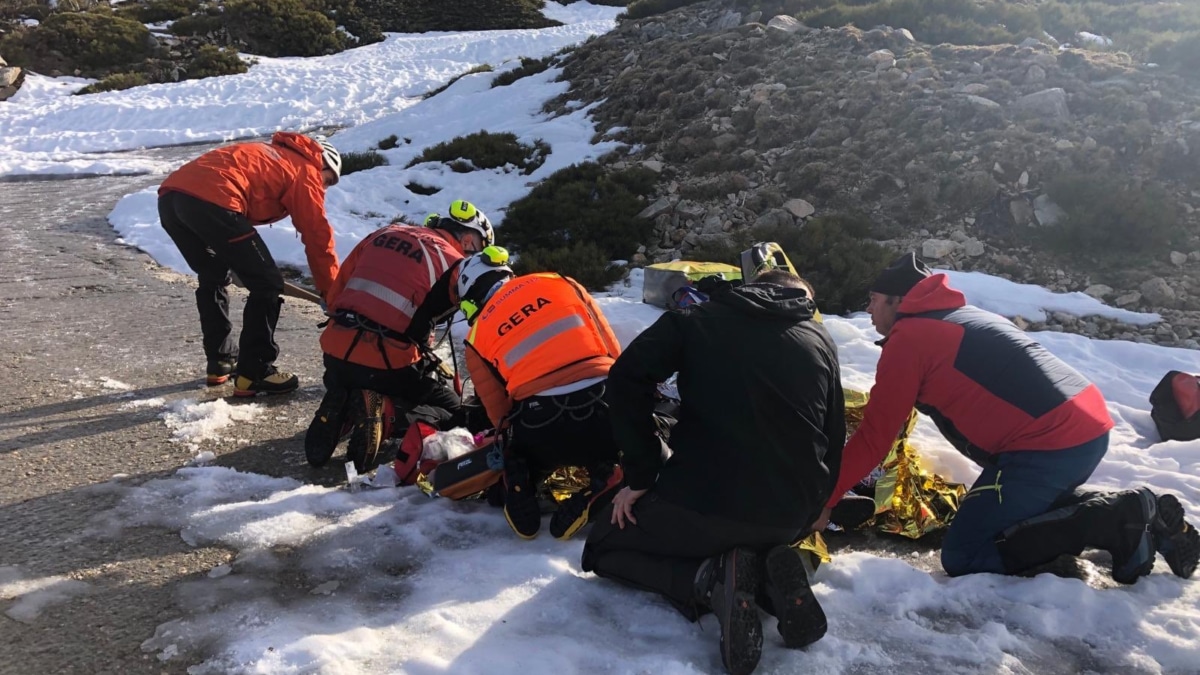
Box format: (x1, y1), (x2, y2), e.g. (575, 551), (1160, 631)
(694, 548), (764, 675)
(206, 357), (237, 386)
(305, 387), (350, 467)
(502, 457), (541, 539)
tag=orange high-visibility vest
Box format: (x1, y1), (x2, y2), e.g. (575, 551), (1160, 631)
(467, 274), (617, 392)
(330, 225), (459, 333)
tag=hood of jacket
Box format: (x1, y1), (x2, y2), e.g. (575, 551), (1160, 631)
(271, 132), (324, 171)
(713, 282), (817, 321)
(897, 273), (967, 315)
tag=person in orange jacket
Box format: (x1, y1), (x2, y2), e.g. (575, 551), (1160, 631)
(453, 248), (624, 540)
(157, 132), (342, 396)
(305, 201), (497, 469)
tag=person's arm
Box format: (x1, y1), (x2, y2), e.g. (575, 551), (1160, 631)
(324, 234), (368, 309)
(606, 312), (686, 490)
(282, 167), (340, 296)
(825, 330), (924, 508)
(465, 342), (513, 428)
(405, 269), (456, 345)
(822, 347), (847, 505)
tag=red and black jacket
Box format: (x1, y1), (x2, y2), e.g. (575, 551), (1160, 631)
(828, 274), (1114, 507)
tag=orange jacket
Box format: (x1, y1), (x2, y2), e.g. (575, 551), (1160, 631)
(465, 274), (621, 428)
(320, 226), (463, 370)
(159, 132), (340, 294)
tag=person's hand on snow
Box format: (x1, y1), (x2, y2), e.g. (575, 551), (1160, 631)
(611, 487), (648, 529)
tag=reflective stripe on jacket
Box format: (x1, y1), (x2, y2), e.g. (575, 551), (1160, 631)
(158, 131), (340, 294)
(465, 274), (621, 427)
(319, 225), (462, 370)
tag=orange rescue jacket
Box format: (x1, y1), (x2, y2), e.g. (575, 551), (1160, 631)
(320, 225), (463, 370)
(159, 131), (340, 294)
(465, 274), (621, 428)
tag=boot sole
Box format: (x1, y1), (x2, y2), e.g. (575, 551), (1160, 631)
(766, 545), (827, 649)
(1157, 494), (1200, 579)
(712, 549), (763, 675)
(305, 389), (350, 468)
(206, 374), (231, 386)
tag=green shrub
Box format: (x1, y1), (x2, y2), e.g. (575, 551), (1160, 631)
(172, 0), (347, 57)
(378, 134), (400, 150)
(513, 242), (628, 292)
(341, 150), (387, 176)
(347, 0), (557, 32)
(798, 0), (1041, 46)
(406, 182), (440, 196)
(184, 44), (248, 79)
(1043, 172), (1182, 257)
(117, 0), (200, 23)
(76, 71), (149, 94)
(3, 10), (155, 75)
(686, 213), (892, 314)
(407, 131), (550, 175)
(423, 63), (493, 99)
(622, 0), (705, 20)
(501, 163), (657, 260)
(492, 55), (553, 87)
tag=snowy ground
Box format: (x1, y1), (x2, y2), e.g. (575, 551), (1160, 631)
(3, 1), (1198, 672)
(31, 271), (1191, 675)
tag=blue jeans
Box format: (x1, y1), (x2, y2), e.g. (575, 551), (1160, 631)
(941, 433), (1109, 576)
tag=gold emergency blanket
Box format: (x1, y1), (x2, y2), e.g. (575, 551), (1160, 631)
(415, 390), (965, 542)
(843, 389), (966, 539)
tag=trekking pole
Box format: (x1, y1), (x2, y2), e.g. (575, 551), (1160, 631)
(448, 327), (463, 397)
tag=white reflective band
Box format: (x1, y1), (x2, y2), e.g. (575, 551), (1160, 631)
(417, 239), (437, 286)
(502, 315), (585, 371)
(345, 278), (417, 318)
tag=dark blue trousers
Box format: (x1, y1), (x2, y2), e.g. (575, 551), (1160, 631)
(941, 433), (1109, 576)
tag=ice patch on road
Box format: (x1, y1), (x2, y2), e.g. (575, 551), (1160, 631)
(0, 566), (91, 623)
(161, 399), (263, 447)
(120, 396), (166, 410)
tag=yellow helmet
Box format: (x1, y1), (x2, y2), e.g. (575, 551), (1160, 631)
(446, 199), (495, 248)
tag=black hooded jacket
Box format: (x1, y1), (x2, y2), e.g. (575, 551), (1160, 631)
(607, 282), (845, 530)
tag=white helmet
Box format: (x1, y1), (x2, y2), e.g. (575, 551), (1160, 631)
(314, 137), (341, 183)
(446, 199), (495, 248)
(454, 246), (513, 322)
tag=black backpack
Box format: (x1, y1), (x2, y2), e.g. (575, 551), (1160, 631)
(1150, 371), (1200, 442)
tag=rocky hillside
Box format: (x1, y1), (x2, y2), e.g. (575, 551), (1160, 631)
(548, 0), (1200, 348)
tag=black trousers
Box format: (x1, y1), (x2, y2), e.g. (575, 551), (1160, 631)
(321, 352), (461, 417)
(510, 382), (620, 477)
(158, 190), (284, 379)
(582, 494), (803, 620)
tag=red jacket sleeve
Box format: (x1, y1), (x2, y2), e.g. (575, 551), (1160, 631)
(282, 166), (340, 296)
(826, 327), (925, 508)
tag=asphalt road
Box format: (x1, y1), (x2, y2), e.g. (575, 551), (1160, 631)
(0, 167), (338, 674)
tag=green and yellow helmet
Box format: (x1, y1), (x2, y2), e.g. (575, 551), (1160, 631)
(446, 199), (495, 248)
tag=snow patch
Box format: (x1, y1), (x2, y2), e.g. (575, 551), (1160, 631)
(161, 398), (264, 446)
(0, 566), (91, 623)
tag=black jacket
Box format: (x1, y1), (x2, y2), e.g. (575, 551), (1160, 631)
(607, 282), (845, 530)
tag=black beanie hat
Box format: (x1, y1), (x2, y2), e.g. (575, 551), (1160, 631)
(870, 252), (932, 297)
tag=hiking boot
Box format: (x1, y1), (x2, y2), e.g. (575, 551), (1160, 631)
(1111, 488), (1159, 584)
(345, 390), (385, 473)
(233, 369), (298, 397)
(206, 358), (237, 386)
(305, 387), (350, 468)
(502, 457), (541, 539)
(549, 465), (624, 540)
(763, 545), (827, 649)
(694, 548), (763, 675)
(830, 493), (876, 531)
(1154, 493), (1200, 580)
